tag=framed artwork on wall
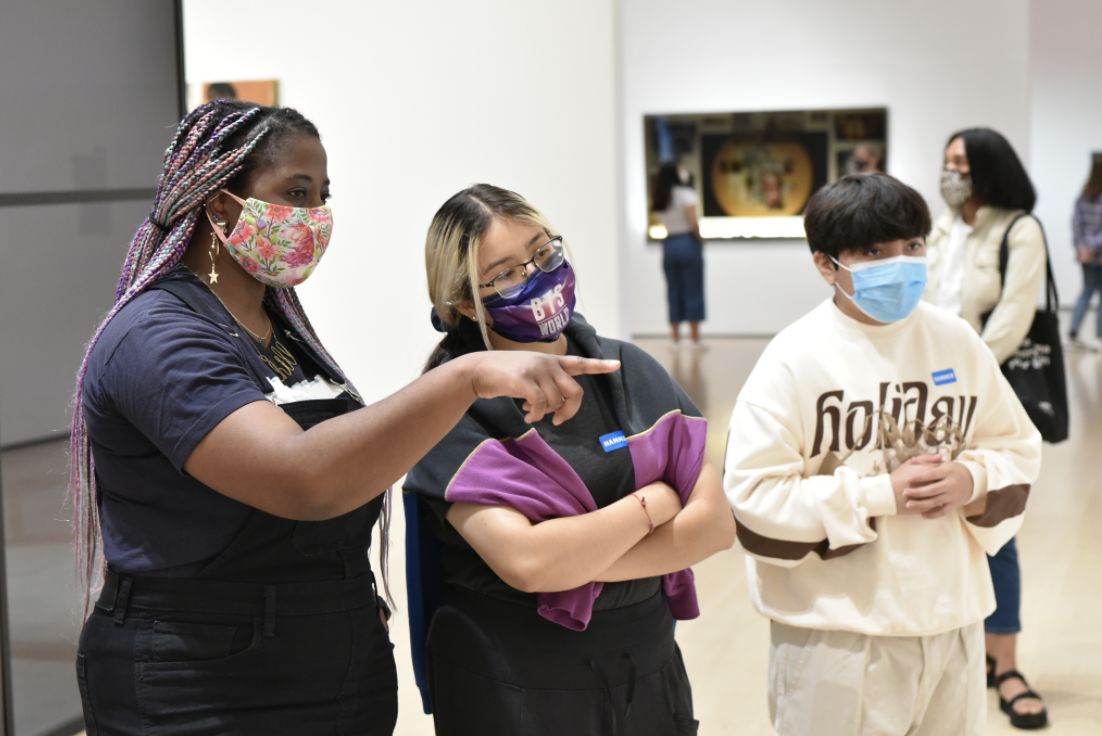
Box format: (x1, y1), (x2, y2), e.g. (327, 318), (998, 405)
(187, 79), (280, 110)
(644, 107), (888, 240)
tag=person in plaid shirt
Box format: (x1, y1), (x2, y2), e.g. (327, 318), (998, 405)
(1070, 152), (1102, 349)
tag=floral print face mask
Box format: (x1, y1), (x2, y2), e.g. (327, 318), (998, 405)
(207, 190), (333, 288)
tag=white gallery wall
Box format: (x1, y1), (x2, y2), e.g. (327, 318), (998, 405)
(184, 0), (619, 400)
(184, 0), (1097, 357)
(1029, 0), (1102, 304)
(619, 0), (1034, 336)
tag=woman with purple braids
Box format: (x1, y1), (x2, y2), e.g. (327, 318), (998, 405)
(71, 102), (618, 735)
(403, 184), (735, 735)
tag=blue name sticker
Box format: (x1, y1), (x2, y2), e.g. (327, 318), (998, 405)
(932, 368), (957, 386)
(599, 430), (629, 453)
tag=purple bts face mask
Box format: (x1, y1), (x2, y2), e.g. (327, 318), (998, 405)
(482, 262), (577, 343)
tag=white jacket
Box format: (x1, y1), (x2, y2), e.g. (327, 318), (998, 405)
(925, 207), (1047, 363)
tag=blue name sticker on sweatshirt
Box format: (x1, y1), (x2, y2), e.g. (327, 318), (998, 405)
(932, 368), (957, 386)
(599, 430), (629, 453)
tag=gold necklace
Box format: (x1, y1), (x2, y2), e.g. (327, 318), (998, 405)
(213, 289), (299, 380)
(193, 271), (298, 380)
(260, 337), (299, 381)
(206, 285), (273, 344)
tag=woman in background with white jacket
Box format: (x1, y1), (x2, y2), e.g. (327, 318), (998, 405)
(925, 126), (1048, 731)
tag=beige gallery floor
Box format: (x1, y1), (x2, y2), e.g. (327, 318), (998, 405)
(379, 333), (1102, 736)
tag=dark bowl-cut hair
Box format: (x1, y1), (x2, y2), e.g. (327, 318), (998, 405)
(947, 127), (1036, 212)
(804, 174), (931, 258)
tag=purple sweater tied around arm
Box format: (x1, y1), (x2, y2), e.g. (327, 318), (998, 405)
(444, 410), (706, 631)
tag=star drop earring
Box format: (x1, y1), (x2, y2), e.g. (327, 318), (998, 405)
(208, 224), (224, 285)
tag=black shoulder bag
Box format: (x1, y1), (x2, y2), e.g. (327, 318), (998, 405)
(981, 213), (1069, 443)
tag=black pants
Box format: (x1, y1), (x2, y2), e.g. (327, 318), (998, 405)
(428, 587), (698, 735)
(77, 575), (397, 736)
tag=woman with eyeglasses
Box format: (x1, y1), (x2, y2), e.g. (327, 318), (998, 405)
(403, 184), (735, 735)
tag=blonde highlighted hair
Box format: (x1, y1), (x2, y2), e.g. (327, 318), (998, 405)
(423, 184), (557, 369)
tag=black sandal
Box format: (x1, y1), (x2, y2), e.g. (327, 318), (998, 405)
(986, 654), (997, 688)
(995, 670), (1049, 730)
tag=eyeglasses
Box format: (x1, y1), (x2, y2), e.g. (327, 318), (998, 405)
(479, 236), (565, 299)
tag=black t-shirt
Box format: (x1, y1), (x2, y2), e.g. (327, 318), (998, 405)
(421, 335), (662, 609)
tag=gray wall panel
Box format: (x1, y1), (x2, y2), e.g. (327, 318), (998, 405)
(0, 200), (147, 445)
(0, 0), (179, 194)
(0, 3), (183, 732)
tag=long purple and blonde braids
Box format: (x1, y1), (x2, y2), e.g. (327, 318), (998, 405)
(68, 101), (386, 616)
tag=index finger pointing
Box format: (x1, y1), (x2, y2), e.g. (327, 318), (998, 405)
(559, 356), (620, 376)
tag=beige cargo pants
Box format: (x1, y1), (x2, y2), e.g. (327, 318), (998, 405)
(768, 620), (985, 735)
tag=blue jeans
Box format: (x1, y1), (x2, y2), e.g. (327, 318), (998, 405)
(662, 233), (705, 324)
(985, 537), (1021, 634)
(1070, 263), (1102, 338)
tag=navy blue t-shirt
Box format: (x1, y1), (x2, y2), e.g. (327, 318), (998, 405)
(82, 269), (319, 575)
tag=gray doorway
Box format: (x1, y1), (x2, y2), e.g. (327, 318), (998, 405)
(0, 1), (184, 732)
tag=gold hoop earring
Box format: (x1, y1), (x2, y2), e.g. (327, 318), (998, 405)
(207, 228), (222, 285)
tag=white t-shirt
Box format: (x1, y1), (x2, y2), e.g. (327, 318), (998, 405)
(934, 216), (973, 315)
(659, 186), (699, 235)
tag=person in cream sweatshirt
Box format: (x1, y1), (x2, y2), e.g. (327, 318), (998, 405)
(724, 174), (1042, 736)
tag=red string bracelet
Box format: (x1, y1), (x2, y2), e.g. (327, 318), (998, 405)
(631, 492), (655, 533)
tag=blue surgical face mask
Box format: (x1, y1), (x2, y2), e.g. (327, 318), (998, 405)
(830, 255), (927, 323)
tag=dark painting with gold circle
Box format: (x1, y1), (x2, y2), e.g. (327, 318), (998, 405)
(701, 133), (827, 217)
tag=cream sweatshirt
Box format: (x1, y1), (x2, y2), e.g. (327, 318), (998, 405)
(724, 299), (1042, 636)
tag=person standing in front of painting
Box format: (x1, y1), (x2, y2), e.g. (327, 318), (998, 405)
(652, 161), (705, 345)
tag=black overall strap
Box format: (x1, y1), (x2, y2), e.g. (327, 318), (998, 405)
(133, 276), (378, 617)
